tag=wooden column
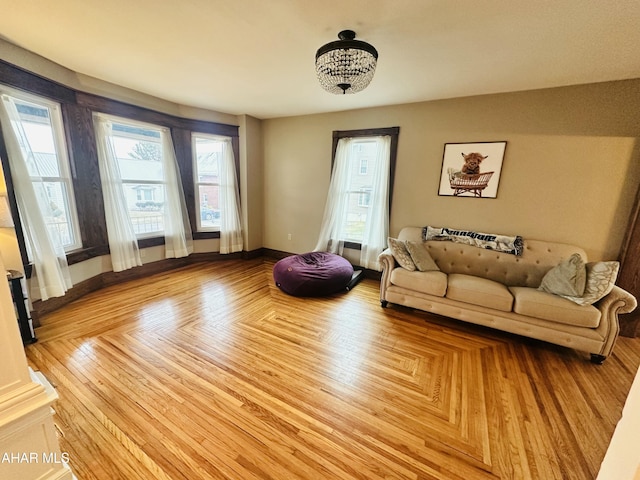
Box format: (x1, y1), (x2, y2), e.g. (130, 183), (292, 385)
(617, 184), (640, 338)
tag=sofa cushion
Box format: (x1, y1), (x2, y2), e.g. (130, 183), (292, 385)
(538, 253), (586, 297)
(390, 268), (447, 297)
(446, 274), (513, 312)
(388, 237), (416, 271)
(509, 286), (601, 328)
(405, 240), (440, 272)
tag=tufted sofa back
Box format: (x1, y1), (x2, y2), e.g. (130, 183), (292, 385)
(396, 227), (587, 288)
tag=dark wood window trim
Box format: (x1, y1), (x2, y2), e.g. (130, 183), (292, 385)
(0, 60), (76, 104)
(0, 60), (239, 274)
(75, 92), (239, 137)
(330, 127), (400, 250)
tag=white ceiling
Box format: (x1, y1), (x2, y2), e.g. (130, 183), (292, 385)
(1, 0), (639, 119)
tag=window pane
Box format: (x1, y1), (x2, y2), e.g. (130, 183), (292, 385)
(111, 130), (163, 182)
(358, 187), (372, 207)
(123, 183), (165, 235)
(193, 134), (223, 231)
(33, 181), (74, 246)
(14, 103), (63, 178)
(195, 139), (220, 178)
(340, 140), (379, 242)
(3, 91), (82, 251)
(106, 120), (166, 237)
(198, 185), (220, 228)
(344, 192), (366, 242)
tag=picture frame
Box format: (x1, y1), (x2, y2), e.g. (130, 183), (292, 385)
(438, 141), (507, 198)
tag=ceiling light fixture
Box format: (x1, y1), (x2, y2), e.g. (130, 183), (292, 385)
(315, 30), (378, 95)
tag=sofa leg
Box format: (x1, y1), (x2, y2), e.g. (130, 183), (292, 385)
(381, 300), (388, 308)
(590, 354), (607, 364)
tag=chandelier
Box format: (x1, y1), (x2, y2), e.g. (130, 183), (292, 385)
(315, 30), (378, 95)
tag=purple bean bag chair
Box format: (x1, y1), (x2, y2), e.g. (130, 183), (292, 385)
(273, 252), (354, 297)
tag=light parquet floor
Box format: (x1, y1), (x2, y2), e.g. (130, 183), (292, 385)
(25, 258), (640, 480)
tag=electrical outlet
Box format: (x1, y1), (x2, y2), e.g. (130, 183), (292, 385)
(287, 233), (292, 240)
(140, 249), (146, 258)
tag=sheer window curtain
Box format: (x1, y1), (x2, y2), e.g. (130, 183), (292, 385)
(314, 137), (354, 257)
(93, 115), (142, 272)
(314, 135), (391, 271)
(218, 138), (243, 254)
(161, 128), (193, 258)
(360, 135), (391, 270)
(0, 95), (73, 300)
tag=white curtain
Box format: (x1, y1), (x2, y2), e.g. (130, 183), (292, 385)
(93, 116), (142, 272)
(218, 138), (243, 254)
(314, 135), (391, 271)
(360, 135), (391, 269)
(0, 94), (73, 300)
(314, 137), (353, 256)
(161, 128), (193, 258)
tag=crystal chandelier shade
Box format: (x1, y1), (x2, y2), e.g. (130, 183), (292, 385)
(315, 30), (378, 95)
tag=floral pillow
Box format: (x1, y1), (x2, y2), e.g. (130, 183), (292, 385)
(387, 237), (416, 271)
(559, 261), (620, 306)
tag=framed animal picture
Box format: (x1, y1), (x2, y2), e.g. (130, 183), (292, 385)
(438, 141), (507, 198)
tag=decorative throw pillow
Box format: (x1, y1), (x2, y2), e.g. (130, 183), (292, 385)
(560, 261), (620, 306)
(387, 237), (416, 271)
(405, 240), (439, 272)
(538, 253), (586, 297)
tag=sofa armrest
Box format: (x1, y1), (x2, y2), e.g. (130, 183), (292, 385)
(594, 285), (637, 357)
(598, 285), (638, 315)
(378, 248), (397, 304)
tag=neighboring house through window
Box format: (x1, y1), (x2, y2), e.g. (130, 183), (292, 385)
(192, 133), (222, 231)
(106, 120), (166, 237)
(358, 187), (372, 208)
(359, 156), (368, 175)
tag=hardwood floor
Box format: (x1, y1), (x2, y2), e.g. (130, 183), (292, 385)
(25, 258), (640, 480)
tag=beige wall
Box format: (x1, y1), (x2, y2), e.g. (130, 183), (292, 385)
(263, 80), (640, 261)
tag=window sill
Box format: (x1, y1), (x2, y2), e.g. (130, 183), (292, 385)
(55, 232), (221, 271)
(193, 231), (221, 240)
(138, 236), (165, 249)
(66, 245), (110, 266)
(343, 241), (362, 250)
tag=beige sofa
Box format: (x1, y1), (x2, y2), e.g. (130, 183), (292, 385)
(378, 227), (637, 363)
